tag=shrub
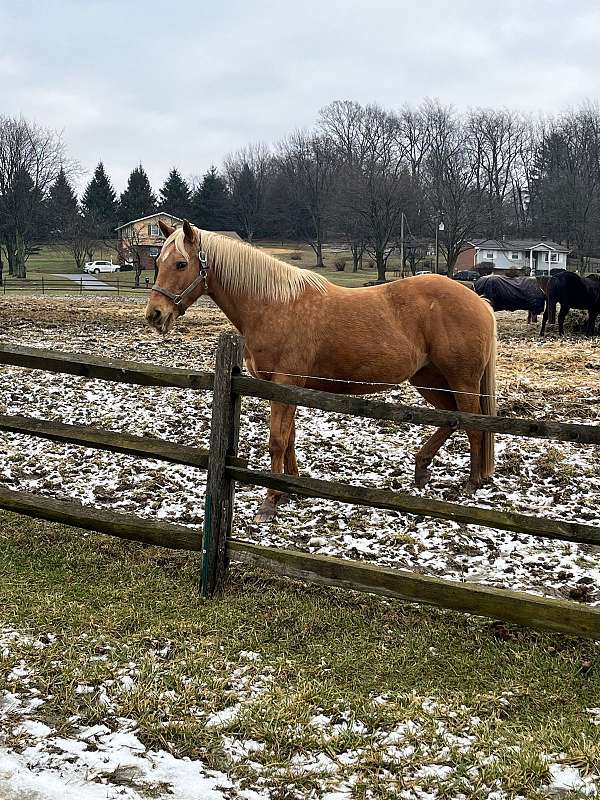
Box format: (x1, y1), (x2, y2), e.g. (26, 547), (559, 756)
(289, 252), (303, 261)
(334, 258), (347, 272)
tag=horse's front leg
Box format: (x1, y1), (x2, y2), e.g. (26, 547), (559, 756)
(254, 401), (297, 524)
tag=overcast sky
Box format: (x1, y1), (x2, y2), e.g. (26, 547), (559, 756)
(1, 0), (599, 194)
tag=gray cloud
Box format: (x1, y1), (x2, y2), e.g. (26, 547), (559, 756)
(1, 0), (599, 192)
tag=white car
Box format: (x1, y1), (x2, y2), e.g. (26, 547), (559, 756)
(83, 260), (121, 274)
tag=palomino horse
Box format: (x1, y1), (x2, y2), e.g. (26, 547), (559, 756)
(145, 221), (497, 523)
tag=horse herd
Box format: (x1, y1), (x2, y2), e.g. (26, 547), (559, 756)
(470, 270), (600, 336)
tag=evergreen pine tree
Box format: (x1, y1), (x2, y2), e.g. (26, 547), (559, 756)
(159, 168), (192, 219)
(191, 166), (232, 230)
(47, 168), (79, 239)
(119, 164), (157, 223)
(81, 162), (118, 238)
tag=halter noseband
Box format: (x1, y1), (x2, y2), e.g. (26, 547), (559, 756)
(151, 247), (208, 315)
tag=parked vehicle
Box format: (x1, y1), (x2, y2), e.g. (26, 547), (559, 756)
(415, 269), (432, 276)
(83, 260), (121, 274)
(454, 270), (480, 282)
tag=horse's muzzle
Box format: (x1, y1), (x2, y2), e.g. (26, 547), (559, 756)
(145, 305), (175, 335)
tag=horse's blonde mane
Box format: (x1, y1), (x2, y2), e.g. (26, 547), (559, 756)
(164, 226), (329, 303)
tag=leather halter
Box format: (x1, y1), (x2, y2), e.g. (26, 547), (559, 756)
(151, 246), (208, 315)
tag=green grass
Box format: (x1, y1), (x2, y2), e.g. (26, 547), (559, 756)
(0, 510), (599, 797)
(9, 241), (439, 292)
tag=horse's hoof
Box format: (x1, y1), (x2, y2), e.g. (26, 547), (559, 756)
(254, 499), (277, 524)
(414, 467), (431, 489)
(253, 494), (289, 524)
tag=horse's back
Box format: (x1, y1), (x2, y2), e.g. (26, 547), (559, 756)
(548, 270), (593, 309)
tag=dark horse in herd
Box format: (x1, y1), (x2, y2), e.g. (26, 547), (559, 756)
(474, 269), (600, 336)
(474, 275), (545, 324)
(540, 270), (600, 336)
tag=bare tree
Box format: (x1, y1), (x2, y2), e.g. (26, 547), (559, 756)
(275, 131), (339, 266)
(0, 116), (66, 278)
(224, 143), (271, 241)
(65, 219), (95, 271)
(530, 106), (600, 267)
(321, 102), (409, 281)
(467, 107), (529, 237)
(423, 101), (484, 275)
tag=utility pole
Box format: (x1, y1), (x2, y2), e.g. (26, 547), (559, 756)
(400, 212), (405, 277)
(435, 219), (445, 274)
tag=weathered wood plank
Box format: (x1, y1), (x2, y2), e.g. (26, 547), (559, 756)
(0, 413), (247, 469)
(228, 539), (600, 639)
(0, 487), (201, 551)
(228, 467), (600, 547)
(0, 344), (213, 390)
(234, 375), (600, 445)
(201, 333), (244, 597)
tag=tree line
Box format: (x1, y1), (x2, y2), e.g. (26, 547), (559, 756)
(3, 100), (600, 279)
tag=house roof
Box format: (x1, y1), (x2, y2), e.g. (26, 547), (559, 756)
(212, 230), (243, 240)
(115, 213), (242, 241)
(470, 238), (570, 253)
(115, 211), (184, 231)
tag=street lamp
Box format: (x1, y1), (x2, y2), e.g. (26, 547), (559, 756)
(435, 220), (445, 274)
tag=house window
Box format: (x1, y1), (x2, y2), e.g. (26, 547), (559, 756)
(510, 252), (520, 260)
(543, 252), (559, 263)
(148, 223), (160, 237)
(485, 251), (495, 260)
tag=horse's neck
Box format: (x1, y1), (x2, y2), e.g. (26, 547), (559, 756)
(206, 274), (264, 336)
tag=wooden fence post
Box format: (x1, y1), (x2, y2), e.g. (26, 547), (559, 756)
(201, 332), (243, 597)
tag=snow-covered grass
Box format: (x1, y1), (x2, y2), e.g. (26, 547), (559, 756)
(0, 296), (600, 798)
(0, 512), (599, 799)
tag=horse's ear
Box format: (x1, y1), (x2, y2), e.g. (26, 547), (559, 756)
(182, 219), (195, 244)
(158, 220), (175, 238)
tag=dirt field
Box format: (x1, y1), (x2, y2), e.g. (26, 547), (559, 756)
(1, 295), (600, 599)
(1, 295), (600, 799)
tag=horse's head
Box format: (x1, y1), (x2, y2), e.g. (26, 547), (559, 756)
(145, 219), (207, 334)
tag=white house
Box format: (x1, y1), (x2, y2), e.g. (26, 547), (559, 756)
(455, 239), (570, 275)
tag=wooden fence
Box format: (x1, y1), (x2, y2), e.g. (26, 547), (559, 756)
(1, 334), (600, 638)
(1, 277), (150, 295)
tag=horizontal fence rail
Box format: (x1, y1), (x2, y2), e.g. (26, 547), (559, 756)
(235, 375), (600, 445)
(0, 414), (246, 470)
(0, 344), (214, 390)
(229, 540), (600, 639)
(0, 484), (598, 638)
(228, 467), (600, 547)
(2, 343), (599, 444)
(2, 278), (150, 295)
(0, 487), (202, 552)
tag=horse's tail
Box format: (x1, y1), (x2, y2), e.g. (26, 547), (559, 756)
(480, 312), (497, 479)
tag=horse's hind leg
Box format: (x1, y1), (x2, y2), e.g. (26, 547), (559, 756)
(540, 305), (548, 336)
(587, 310), (597, 336)
(558, 304), (569, 336)
(410, 367), (457, 488)
(284, 416), (299, 476)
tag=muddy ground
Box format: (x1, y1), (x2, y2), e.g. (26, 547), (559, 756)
(1, 295), (599, 604)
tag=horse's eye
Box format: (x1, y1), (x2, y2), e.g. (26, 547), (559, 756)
(176, 261), (187, 270)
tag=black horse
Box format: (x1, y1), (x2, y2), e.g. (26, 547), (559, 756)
(540, 271), (600, 336)
(474, 275), (546, 323)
